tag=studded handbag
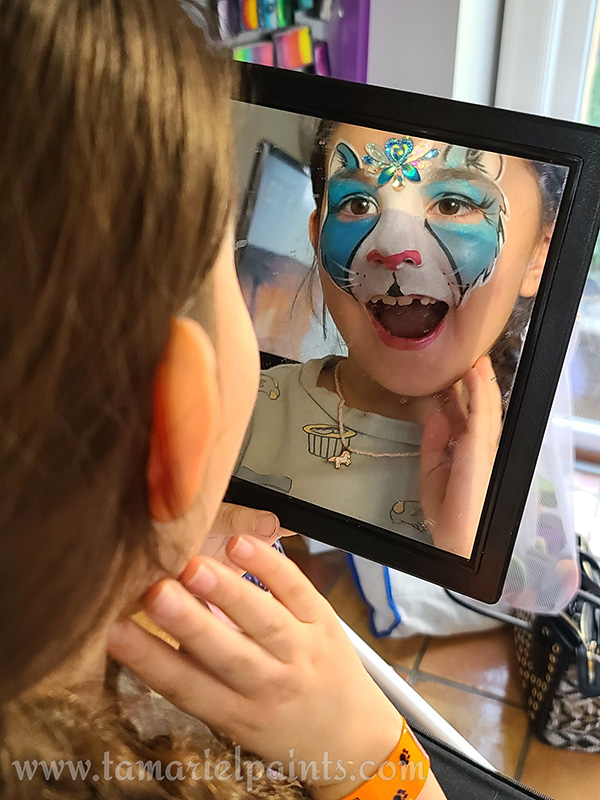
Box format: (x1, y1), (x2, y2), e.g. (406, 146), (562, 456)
(513, 547), (600, 751)
(446, 543), (600, 751)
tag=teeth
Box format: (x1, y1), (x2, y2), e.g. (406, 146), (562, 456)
(369, 294), (439, 306)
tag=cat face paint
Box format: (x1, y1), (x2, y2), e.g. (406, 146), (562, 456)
(319, 138), (509, 325)
(319, 141), (380, 293)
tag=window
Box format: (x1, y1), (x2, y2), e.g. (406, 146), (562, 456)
(494, 0), (600, 459)
(571, 4), (600, 453)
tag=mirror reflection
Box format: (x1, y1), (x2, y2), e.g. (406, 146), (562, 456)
(233, 101), (569, 558)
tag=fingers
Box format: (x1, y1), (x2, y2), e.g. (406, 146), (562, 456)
(478, 356), (503, 449)
(463, 357), (502, 454)
(179, 556), (299, 661)
(420, 410), (451, 478)
(214, 502), (280, 542)
(142, 579), (280, 693)
(419, 410), (451, 527)
(225, 536), (327, 624)
(202, 504), (294, 571)
(107, 619), (245, 725)
(436, 383), (468, 441)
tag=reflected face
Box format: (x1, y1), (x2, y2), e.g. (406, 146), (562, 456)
(316, 124), (546, 395)
(321, 138), (507, 308)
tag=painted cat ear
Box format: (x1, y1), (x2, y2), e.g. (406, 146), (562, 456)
(334, 141), (361, 172)
(444, 145), (469, 169)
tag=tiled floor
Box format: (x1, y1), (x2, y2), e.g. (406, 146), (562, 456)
(281, 467), (600, 800)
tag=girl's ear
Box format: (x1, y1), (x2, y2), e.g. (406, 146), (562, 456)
(147, 318), (219, 523)
(519, 224), (553, 298)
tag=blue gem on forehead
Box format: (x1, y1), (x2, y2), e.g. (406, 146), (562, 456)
(362, 137), (440, 190)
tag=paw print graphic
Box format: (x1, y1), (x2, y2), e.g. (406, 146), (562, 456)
(393, 790), (408, 800)
(398, 749), (411, 766)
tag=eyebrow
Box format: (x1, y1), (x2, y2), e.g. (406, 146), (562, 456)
(329, 166), (379, 186)
(424, 166), (499, 187)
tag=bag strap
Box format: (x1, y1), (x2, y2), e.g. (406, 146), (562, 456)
(577, 588), (600, 607)
(579, 546), (600, 572)
(579, 548), (600, 599)
(447, 547), (600, 628)
(443, 590), (533, 631)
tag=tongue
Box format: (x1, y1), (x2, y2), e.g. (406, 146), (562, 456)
(370, 300), (448, 339)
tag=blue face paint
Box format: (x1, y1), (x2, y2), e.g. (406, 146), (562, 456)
(319, 141), (507, 302)
(423, 178), (496, 209)
(423, 178), (505, 297)
(320, 145), (380, 293)
(444, 146), (468, 170)
(426, 220), (499, 296)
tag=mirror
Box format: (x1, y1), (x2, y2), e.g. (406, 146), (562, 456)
(226, 65), (600, 600)
(233, 99), (568, 560)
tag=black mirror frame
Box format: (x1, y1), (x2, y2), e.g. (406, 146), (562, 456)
(226, 63), (600, 603)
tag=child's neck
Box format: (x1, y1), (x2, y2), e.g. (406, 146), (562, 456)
(318, 356), (436, 424)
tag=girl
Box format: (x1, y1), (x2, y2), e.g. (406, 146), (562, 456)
(236, 121), (566, 557)
(0, 1), (445, 798)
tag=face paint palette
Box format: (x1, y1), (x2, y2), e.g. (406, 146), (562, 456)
(227, 64), (600, 603)
(273, 26), (314, 70)
(233, 41), (275, 66)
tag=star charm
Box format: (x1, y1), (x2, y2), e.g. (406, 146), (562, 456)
(328, 449), (352, 469)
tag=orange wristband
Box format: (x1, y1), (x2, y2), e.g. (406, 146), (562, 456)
(341, 722), (430, 800)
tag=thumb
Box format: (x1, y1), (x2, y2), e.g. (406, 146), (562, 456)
(213, 502), (287, 543)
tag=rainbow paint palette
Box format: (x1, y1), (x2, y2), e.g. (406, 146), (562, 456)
(275, 0), (293, 27)
(233, 41), (275, 66)
(273, 26), (313, 70)
(240, 0), (259, 31)
(257, 0), (278, 29)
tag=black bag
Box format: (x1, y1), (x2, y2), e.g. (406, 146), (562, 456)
(411, 721), (554, 799)
(447, 545), (600, 751)
(513, 547), (600, 751)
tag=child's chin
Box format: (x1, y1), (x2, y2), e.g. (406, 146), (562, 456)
(370, 364), (459, 399)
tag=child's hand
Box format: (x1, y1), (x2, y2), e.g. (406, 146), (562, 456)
(108, 537), (407, 800)
(199, 502), (295, 574)
(420, 355), (503, 557)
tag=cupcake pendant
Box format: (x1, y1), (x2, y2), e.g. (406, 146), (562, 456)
(303, 424), (357, 467)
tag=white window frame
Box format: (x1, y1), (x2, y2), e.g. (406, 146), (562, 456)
(495, 0), (600, 459)
(452, 0), (505, 105)
(495, 0), (597, 120)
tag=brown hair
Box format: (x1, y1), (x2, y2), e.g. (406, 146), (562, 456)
(2, 688), (305, 799)
(0, 3), (300, 797)
(0, 0), (234, 700)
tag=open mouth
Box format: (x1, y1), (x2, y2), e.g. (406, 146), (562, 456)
(366, 293), (449, 340)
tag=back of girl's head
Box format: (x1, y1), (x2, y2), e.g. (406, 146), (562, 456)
(0, 0), (232, 701)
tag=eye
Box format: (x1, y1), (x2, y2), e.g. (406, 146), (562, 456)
(339, 196), (378, 217)
(430, 195), (482, 219)
(437, 198), (463, 215)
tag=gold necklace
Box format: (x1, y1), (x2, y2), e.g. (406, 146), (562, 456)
(327, 360), (421, 469)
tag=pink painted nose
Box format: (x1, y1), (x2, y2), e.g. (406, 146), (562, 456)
(367, 249), (422, 270)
